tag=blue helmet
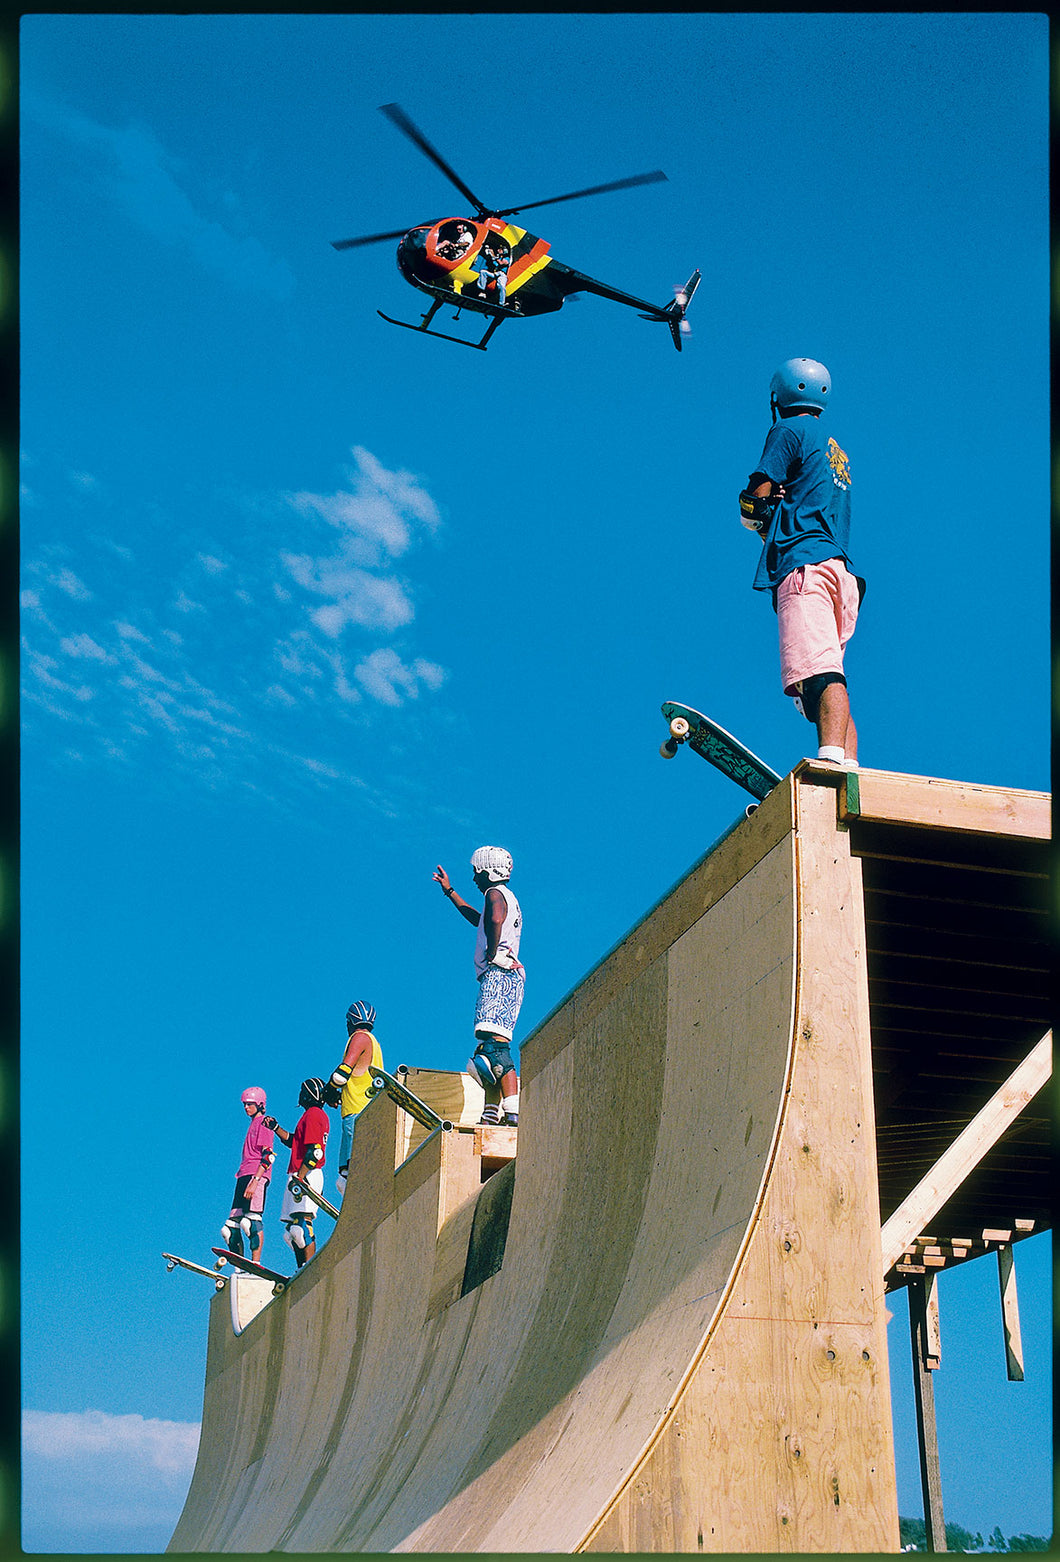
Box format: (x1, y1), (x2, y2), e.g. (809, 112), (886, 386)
(770, 358), (831, 414)
(346, 1000), (376, 1031)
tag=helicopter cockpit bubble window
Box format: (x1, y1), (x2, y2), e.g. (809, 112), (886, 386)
(425, 220), (484, 272)
(397, 226), (438, 284)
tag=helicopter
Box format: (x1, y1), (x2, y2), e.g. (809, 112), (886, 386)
(332, 103), (701, 353)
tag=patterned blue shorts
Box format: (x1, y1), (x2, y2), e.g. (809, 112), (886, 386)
(474, 968), (524, 1043)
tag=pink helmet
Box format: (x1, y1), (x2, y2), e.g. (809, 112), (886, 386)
(241, 1086), (267, 1108)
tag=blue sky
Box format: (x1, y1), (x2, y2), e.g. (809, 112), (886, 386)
(19, 12), (1050, 1553)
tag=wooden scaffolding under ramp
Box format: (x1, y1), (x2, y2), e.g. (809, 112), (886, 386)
(167, 765), (1050, 1555)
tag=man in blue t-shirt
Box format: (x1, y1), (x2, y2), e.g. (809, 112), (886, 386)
(739, 358), (865, 766)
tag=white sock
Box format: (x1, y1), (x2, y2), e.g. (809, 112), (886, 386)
(502, 1094), (519, 1116)
(817, 744), (845, 764)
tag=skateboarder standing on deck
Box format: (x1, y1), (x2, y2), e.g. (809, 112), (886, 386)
(433, 846), (524, 1127)
(326, 1000), (384, 1199)
(739, 358), (865, 766)
(263, 1078), (330, 1268)
(218, 1086), (275, 1268)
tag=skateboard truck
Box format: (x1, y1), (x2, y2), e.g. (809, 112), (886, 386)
(164, 1251), (227, 1291)
(660, 714), (691, 758)
(659, 701), (781, 804)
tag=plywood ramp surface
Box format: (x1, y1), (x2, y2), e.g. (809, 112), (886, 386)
(169, 773), (899, 1554)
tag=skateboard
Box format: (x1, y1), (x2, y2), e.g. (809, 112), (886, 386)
(369, 1065), (453, 1133)
(291, 1174), (340, 1219)
(660, 701), (782, 802)
(211, 1247), (289, 1293)
(163, 1252), (227, 1290)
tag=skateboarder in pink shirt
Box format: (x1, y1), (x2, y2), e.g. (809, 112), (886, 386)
(219, 1086), (275, 1267)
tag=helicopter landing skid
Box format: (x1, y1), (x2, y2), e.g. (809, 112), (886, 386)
(377, 302), (505, 352)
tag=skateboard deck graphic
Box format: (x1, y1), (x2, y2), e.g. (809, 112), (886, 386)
(211, 1247), (289, 1292)
(660, 701), (782, 802)
(163, 1252), (227, 1289)
(291, 1174), (340, 1219)
(369, 1065), (453, 1133)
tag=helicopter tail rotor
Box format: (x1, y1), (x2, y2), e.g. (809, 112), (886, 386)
(637, 268), (701, 351)
(667, 269), (701, 350)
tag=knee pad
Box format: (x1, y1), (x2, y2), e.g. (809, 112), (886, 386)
(285, 1217), (311, 1251)
(220, 1217), (243, 1254)
(792, 671), (845, 724)
(468, 1053), (494, 1092)
(242, 1215), (263, 1249)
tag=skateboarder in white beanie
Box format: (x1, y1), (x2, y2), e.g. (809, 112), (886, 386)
(739, 358), (865, 767)
(433, 846), (524, 1127)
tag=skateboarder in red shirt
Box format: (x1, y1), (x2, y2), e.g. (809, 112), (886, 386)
(264, 1078), (330, 1268)
(219, 1086), (275, 1267)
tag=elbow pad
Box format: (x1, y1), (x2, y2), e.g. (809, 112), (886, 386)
(739, 488), (778, 533)
(303, 1144), (324, 1170)
(330, 1063), (352, 1089)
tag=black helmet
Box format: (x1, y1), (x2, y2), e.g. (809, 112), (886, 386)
(298, 1077), (326, 1110)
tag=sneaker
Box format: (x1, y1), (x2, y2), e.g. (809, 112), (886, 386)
(502, 1112), (519, 1128)
(479, 1104), (501, 1126)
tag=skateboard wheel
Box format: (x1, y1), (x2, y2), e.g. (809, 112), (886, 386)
(660, 738), (679, 759)
(370, 1075), (386, 1092)
(669, 717), (690, 740)
(214, 1279), (225, 1291)
(166, 1260), (176, 1271)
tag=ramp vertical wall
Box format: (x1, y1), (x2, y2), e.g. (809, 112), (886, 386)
(169, 772), (913, 1554)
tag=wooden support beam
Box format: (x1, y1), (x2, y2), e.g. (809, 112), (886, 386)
(909, 1276), (947, 1551)
(996, 1244), (1025, 1382)
(923, 1271), (942, 1370)
(836, 769), (1050, 839)
(881, 1031), (1052, 1272)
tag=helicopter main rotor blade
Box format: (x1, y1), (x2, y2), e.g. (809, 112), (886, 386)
(331, 227), (413, 250)
(493, 169), (668, 219)
(379, 102), (489, 216)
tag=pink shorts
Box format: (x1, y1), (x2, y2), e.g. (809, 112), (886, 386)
(777, 559), (860, 694)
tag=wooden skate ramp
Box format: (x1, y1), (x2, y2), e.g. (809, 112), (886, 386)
(168, 768), (1047, 1554)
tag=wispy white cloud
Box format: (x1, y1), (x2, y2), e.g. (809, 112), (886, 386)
(21, 444), (450, 806)
(59, 633), (114, 663)
(51, 566), (92, 600)
(23, 1407), (199, 1471)
(287, 444), (440, 570)
(281, 556), (414, 635)
(354, 648), (447, 707)
(280, 447), (440, 640)
(25, 90), (295, 301)
(22, 1408), (200, 1551)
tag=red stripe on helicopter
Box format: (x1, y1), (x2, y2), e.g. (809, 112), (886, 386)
(506, 237), (552, 286)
